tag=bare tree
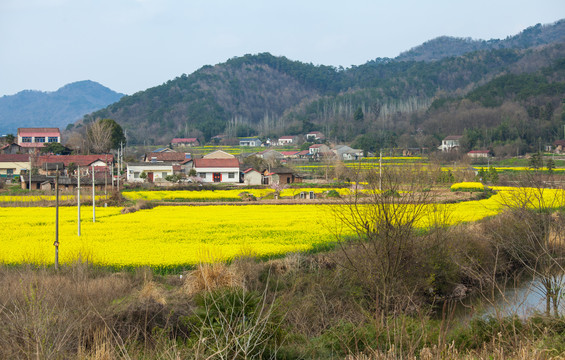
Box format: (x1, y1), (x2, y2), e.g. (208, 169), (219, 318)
(86, 120), (112, 154)
(328, 165), (435, 319)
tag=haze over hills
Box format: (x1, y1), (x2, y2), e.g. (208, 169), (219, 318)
(0, 80), (124, 135)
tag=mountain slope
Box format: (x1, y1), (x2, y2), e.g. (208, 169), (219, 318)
(0, 80), (124, 135)
(396, 19), (565, 62)
(80, 20), (565, 146)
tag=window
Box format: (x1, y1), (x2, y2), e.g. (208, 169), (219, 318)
(134, 172), (140, 179)
(34, 137), (46, 143)
(228, 172), (235, 179)
(48, 137), (58, 143)
(162, 172), (168, 178)
(21, 137), (32, 143)
(200, 173), (206, 179)
(7, 169), (14, 175)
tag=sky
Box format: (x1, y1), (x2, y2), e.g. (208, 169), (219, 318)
(0, 0), (563, 97)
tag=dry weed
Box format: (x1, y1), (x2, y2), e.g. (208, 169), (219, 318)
(182, 262), (244, 296)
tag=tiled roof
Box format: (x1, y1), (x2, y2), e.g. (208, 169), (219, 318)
(193, 158), (240, 168)
(171, 138), (198, 143)
(17, 128), (61, 137)
(443, 135), (463, 140)
(145, 152), (188, 162)
(0, 154), (30, 162)
(38, 155), (113, 167)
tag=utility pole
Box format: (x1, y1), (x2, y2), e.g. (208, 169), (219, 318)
(54, 167), (59, 270)
(77, 166), (81, 236)
(28, 155), (32, 191)
(92, 165), (95, 223)
(379, 150), (382, 191)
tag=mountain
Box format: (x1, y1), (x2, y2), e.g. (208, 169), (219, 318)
(80, 20), (565, 153)
(0, 80), (124, 135)
(396, 19), (565, 62)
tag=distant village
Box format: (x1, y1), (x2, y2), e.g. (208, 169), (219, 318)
(3, 126), (563, 190)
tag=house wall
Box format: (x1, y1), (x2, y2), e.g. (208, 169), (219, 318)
(244, 171), (262, 185)
(126, 164), (174, 182)
(0, 161), (30, 177)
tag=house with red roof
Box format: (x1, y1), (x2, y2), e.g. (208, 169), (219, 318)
(242, 168), (262, 185)
(0, 154), (30, 179)
(277, 136), (297, 146)
(190, 158), (240, 183)
(143, 151), (191, 164)
(17, 128), (61, 152)
(37, 154), (114, 176)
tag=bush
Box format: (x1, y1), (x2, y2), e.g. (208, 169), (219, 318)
(450, 182), (485, 192)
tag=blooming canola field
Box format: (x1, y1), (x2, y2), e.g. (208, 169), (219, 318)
(1, 187), (564, 270)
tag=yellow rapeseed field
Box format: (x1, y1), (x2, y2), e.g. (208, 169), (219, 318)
(2, 187), (564, 269)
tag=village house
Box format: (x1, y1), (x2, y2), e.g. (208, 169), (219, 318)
(439, 135), (463, 152)
(242, 168), (262, 185)
(262, 167), (302, 185)
(309, 143), (330, 155)
(190, 158), (240, 183)
(333, 145), (364, 161)
(553, 140), (565, 154)
(0, 154), (30, 179)
(127, 162), (176, 183)
(20, 174), (107, 191)
(280, 151), (300, 159)
(17, 128), (61, 152)
(239, 137), (262, 147)
(37, 154), (114, 176)
(305, 131), (325, 142)
(143, 151), (190, 164)
(171, 138), (200, 147)
(467, 150), (491, 158)
(257, 149), (284, 162)
(1, 143), (22, 154)
(277, 136), (297, 146)
(203, 150), (236, 159)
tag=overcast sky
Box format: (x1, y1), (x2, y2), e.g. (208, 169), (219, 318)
(0, 0), (563, 97)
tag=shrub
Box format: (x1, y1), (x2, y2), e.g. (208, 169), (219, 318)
(450, 182), (485, 192)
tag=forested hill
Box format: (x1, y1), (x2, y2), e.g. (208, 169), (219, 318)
(0, 80), (124, 135)
(396, 19), (565, 62)
(79, 20), (565, 150)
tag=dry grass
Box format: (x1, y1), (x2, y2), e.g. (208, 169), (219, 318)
(182, 262), (244, 296)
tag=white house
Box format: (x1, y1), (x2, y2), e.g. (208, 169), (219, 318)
(308, 144), (330, 155)
(239, 138), (262, 147)
(277, 136), (296, 146)
(305, 131), (325, 141)
(439, 135), (463, 152)
(333, 145), (364, 161)
(127, 162), (174, 183)
(191, 158), (240, 183)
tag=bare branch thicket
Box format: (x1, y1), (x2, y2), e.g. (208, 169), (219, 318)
(328, 164), (436, 319)
(86, 119), (112, 154)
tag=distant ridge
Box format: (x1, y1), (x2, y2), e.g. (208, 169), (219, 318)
(0, 80), (124, 135)
(396, 19), (565, 62)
